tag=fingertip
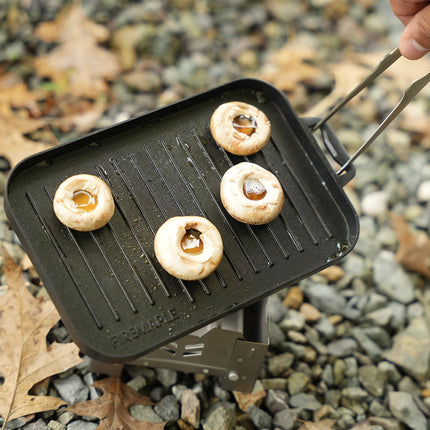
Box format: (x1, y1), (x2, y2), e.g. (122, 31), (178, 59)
(400, 38), (429, 60)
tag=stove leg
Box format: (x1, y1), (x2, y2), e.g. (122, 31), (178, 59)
(89, 359), (123, 377)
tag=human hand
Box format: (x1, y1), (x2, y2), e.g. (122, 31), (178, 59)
(390, 0), (430, 59)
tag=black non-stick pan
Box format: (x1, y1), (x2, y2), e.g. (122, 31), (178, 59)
(5, 77), (360, 362)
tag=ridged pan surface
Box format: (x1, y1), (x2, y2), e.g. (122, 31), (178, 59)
(5, 79), (359, 362)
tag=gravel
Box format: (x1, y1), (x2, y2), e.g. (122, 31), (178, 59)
(2, 0), (430, 429)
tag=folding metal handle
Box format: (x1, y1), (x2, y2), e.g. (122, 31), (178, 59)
(311, 47), (430, 176)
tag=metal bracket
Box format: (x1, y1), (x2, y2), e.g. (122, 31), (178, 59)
(90, 299), (269, 392)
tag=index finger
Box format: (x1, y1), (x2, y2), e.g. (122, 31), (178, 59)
(390, 0), (430, 25)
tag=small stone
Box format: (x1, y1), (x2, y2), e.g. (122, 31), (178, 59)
(273, 408), (301, 430)
(299, 303), (321, 323)
(23, 419), (49, 430)
(283, 286), (303, 309)
(384, 317), (430, 381)
(373, 251), (415, 304)
(53, 375), (89, 405)
(181, 389), (201, 429)
(377, 361), (402, 385)
(314, 316), (335, 339)
(47, 422), (65, 430)
(289, 393), (321, 411)
(361, 191), (388, 217)
(156, 368), (178, 387)
(66, 422), (98, 430)
(327, 338), (358, 357)
(303, 283), (346, 314)
(267, 295), (287, 323)
(172, 384), (188, 400)
(368, 417), (404, 430)
(279, 309), (305, 332)
(287, 372), (309, 396)
(268, 352), (294, 376)
(264, 389), (289, 414)
(246, 404), (272, 429)
(154, 395), (180, 423)
(261, 378), (288, 391)
(319, 265), (345, 282)
(287, 330), (307, 344)
(129, 405), (163, 423)
(388, 391), (427, 430)
(417, 180), (430, 202)
(202, 405), (236, 430)
(126, 375), (147, 392)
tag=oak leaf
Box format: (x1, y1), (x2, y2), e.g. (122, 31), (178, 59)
(34, 4), (121, 99)
(390, 213), (430, 278)
(67, 377), (166, 430)
(0, 74), (55, 167)
(259, 43), (324, 93)
(0, 255), (82, 427)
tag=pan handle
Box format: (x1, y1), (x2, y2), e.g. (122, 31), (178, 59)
(302, 117), (355, 187)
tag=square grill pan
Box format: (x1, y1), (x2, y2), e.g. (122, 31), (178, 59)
(5, 79), (359, 362)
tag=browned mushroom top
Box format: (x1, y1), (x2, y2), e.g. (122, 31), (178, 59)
(210, 102), (271, 156)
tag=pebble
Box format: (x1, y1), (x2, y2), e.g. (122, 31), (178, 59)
(52, 375), (89, 405)
(202, 404), (236, 430)
(289, 393), (322, 411)
(303, 283), (347, 315)
(417, 180), (430, 202)
(267, 352), (294, 377)
(264, 389), (289, 414)
(66, 422), (97, 430)
(326, 338), (358, 357)
(384, 317), (430, 382)
(361, 191), (389, 217)
(373, 251), (415, 304)
(246, 404), (272, 430)
(129, 405), (164, 423)
(358, 365), (386, 397)
(272, 408), (301, 430)
(154, 395), (180, 423)
(287, 372), (309, 396)
(283, 286), (303, 309)
(299, 303), (321, 322)
(180, 389), (201, 429)
(388, 391), (427, 430)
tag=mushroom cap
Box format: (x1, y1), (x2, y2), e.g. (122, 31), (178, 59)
(220, 162), (284, 225)
(210, 101), (271, 156)
(154, 216), (223, 281)
(53, 174), (115, 232)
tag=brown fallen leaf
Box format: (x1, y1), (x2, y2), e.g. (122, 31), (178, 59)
(0, 254), (82, 427)
(34, 4), (121, 99)
(0, 74), (56, 167)
(233, 381), (266, 412)
(259, 42), (324, 94)
(390, 213), (430, 278)
(68, 377), (166, 430)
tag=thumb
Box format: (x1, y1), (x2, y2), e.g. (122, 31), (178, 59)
(399, 4), (430, 59)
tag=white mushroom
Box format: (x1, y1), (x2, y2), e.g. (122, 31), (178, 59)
(210, 101), (271, 155)
(154, 216), (223, 281)
(53, 174), (115, 232)
(220, 162), (284, 225)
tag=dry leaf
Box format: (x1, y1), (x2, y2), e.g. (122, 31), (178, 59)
(259, 43), (324, 93)
(390, 213), (430, 278)
(68, 377), (166, 430)
(0, 254), (82, 426)
(233, 381), (266, 412)
(34, 4), (120, 99)
(0, 74), (55, 167)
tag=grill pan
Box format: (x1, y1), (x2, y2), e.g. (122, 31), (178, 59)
(5, 78), (360, 363)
